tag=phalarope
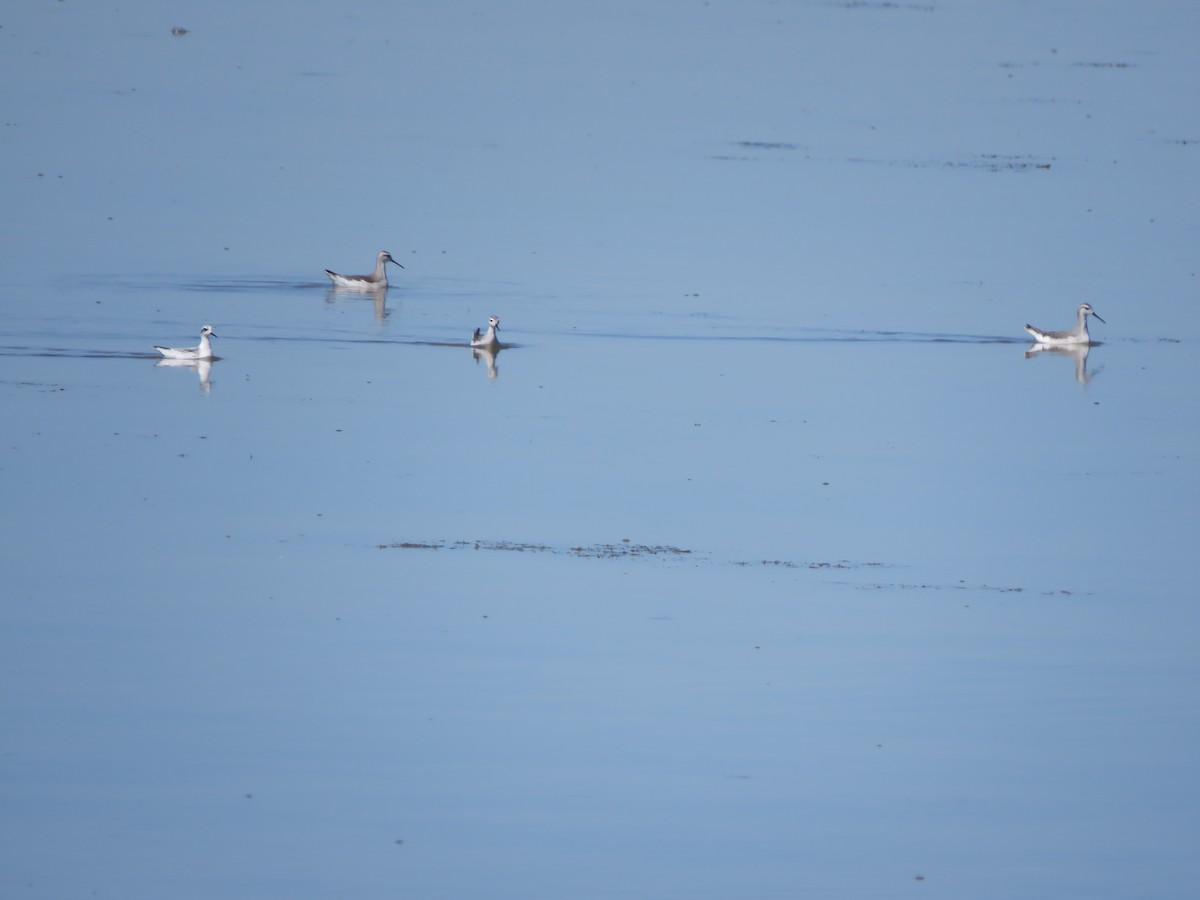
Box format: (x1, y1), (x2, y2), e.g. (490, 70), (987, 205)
(1024, 303), (1105, 345)
(324, 250), (402, 290)
(154, 325), (217, 360)
(471, 316), (500, 348)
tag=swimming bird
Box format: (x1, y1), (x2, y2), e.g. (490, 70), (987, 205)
(324, 250), (402, 290)
(471, 316), (500, 348)
(1024, 303), (1105, 345)
(154, 325), (217, 360)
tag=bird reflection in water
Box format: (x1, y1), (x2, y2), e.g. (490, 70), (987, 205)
(155, 357), (215, 394)
(1023, 342), (1099, 384)
(324, 285), (391, 322)
(471, 344), (500, 379)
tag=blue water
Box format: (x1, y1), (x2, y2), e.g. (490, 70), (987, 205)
(2, 2), (1198, 898)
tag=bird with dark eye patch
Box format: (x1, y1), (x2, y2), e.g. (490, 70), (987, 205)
(154, 325), (218, 360)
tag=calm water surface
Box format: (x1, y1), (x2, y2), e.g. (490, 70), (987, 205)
(2, 2), (1198, 898)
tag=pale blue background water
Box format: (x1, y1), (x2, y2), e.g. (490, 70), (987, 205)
(2, 2), (1198, 898)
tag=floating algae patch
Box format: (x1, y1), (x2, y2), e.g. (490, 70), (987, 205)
(378, 537), (887, 571)
(569, 542), (693, 560)
(718, 141), (1054, 172)
(742, 559), (890, 571)
(378, 537), (693, 560)
(376, 539), (1075, 596)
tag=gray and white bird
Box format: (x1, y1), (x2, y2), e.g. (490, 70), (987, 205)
(1024, 303), (1105, 345)
(324, 250), (402, 290)
(471, 316), (501, 348)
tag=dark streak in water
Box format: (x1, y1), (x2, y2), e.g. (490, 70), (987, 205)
(0, 346), (163, 359)
(379, 538), (1084, 596)
(0, 378), (67, 391)
(380, 538), (695, 560)
(834, 580), (1080, 597)
(845, 153), (1052, 172)
(248, 336), (519, 350)
(0, 329), (1034, 359)
(828, 1), (937, 10)
(68, 276), (324, 293)
(545, 330), (1027, 345)
(735, 140), (807, 151)
(719, 144), (1053, 172)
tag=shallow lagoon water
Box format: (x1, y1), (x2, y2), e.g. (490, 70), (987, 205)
(2, 2), (1199, 898)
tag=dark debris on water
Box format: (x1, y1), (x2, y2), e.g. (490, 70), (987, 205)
(378, 538), (887, 570)
(378, 538), (692, 560)
(375, 538), (1082, 596)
